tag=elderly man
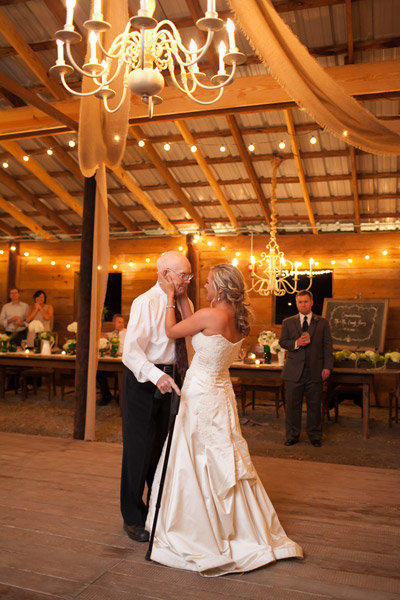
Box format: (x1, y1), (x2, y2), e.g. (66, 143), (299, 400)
(0, 288), (28, 346)
(121, 250), (192, 542)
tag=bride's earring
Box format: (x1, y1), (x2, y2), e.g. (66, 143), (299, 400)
(217, 293), (221, 302)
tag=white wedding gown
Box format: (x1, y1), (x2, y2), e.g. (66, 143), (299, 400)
(146, 332), (303, 577)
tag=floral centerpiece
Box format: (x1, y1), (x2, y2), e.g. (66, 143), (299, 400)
(109, 335), (120, 357)
(67, 321), (78, 336)
(28, 319), (45, 352)
(356, 350), (384, 369)
(99, 337), (109, 357)
(39, 331), (54, 343)
(258, 330), (279, 364)
(384, 351), (400, 369)
(333, 349), (357, 368)
(63, 338), (76, 355)
(0, 333), (10, 352)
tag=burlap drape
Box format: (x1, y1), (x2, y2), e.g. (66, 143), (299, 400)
(228, 0), (400, 155)
(78, 0), (130, 440)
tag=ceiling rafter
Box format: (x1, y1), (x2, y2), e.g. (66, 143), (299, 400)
(110, 165), (178, 235)
(0, 218), (18, 236)
(226, 114), (271, 224)
(1, 140), (83, 218)
(0, 193), (55, 239)
(285, 108), (317, 233)
(130, 125), (205, 229)
(0, 7), (67, 101)
(0, 167), (76, 235)
(175, 119), (238, 230)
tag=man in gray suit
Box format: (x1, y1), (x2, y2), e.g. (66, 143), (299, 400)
(279, 290), (333, 447)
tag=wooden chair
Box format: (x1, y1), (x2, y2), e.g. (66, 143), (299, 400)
(240, 379), (285, 417)
(20, 368), (56, 402)
(388, 391), (399, 427)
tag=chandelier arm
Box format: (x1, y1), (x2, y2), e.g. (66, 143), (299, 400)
(60, 72), (103, 97)
(193, 61), (237, 90)
(65, 41), (103, 79)
(95, 22), (132, 60)
(102, 84), (129, 113)
(155, 21), (214, 68)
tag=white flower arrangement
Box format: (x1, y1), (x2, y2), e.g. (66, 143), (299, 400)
(270, 339), (282, 354)
(258, 330), (276, 347)
(40, 331), (54, 342)
(0, 333), (10, 341)
(385, 351), (400, 363)
(28, 319), (45, 333)
(99, 337), (109, 351)
(67, 321), (78, 334)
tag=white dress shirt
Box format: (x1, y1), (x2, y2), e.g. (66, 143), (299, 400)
(294, 312), (312, 349)
(0, 301), (28, 332)
(122, 283), (176, 385)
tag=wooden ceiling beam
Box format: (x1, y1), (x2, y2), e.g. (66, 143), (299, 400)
(130, 125), (205, 229)
(1, 141), (83, 218)
(0, 61), (398, 137)
(345, 0), (354, 64)
(349, 146), (361, 230)
(285, 108), (317, 233)
(0, 168), (76, 236)
(0, 194), (55, 239)
(226, 114), (271, 224)
(0, 219), (18, 236)
(110, 166), (178, 235)
(0, 8), (67, 101)
(175, 120), (238, 230)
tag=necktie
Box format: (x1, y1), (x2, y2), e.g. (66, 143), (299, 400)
(302, 316), (309, 332)
(175, 305), (189, 379)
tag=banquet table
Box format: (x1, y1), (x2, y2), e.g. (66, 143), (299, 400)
(229, 361), (400, 439)
(0, 351), (124, 400)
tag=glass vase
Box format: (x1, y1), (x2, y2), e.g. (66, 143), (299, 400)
(110, 343), (119, 358)
(34, 333), (41, 354)
(264, 344), (271, 364)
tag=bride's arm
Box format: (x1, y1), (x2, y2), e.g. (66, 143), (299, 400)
(165, 306), (213, 339)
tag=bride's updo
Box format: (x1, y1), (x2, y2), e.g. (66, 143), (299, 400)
(210, 264), (251, 336)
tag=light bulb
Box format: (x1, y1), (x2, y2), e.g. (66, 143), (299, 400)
(365, 255), (370, 260)
(114, 134), (121, 142)
(163, 143), (171, 151)
(248, 144), (255, 152)
(68, 140), (76, 148)
(66, 263), (71, 268)
(113, 264), (118, 269)
(382, 250), (388, 255)
(23, 251), (29, 256)
(220, 145), (226, 152)
(51, 261), (56, 265)
(221, 246), (225, 251)
(37, 257), (42, 262)
(2, 162), (8, 168)
(47, 149), (53, 155)
(278, 140), (286, 150)
(343, 130), (348, 137)
(310, 136), (317, 144)
(348, 258), (352, 263)
(23, 155), (29, 162)
(145, 258), (150, 263)
(129, 262), (134, 267)
(190, 145), (197, 153)
(232, 258), (239, 266)
(10, 245), (16, 251)
(138, 139), (145, 147)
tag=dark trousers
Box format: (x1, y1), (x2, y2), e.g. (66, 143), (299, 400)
(284, 366), (323, 441)
(120, 366), (172, 527)
(96, 371), (112, 401)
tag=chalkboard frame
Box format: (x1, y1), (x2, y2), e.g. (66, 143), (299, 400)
(322, 298), (389, 352)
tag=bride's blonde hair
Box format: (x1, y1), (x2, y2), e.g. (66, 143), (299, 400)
(210, 264), (251, 336)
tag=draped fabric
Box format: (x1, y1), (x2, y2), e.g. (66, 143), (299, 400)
(78, 1), (129, 440)
(228, 0), (400, 155)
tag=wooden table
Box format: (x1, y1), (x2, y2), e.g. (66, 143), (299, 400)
(0, 352), (124, 399)
(229, 361), (400, 439)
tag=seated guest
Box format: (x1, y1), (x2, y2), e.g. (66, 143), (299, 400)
(26, 290), (54, 347)
(0, 287), (28, 346)
(97, 314), (126, 406)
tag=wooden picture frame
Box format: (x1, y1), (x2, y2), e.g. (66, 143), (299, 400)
(322, 298), (389, 352)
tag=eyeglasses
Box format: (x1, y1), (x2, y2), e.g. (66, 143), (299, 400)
(167, 268), (193, 281)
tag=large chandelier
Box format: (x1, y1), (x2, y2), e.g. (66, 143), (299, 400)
(249, 157), (313, 296)
(50, 0), (246, 118)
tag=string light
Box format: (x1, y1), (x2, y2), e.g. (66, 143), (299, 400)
(219, 145), (226, 152)
(129, 262), (134, 267)
(37, 257), (42, 262)
(2, 162), (8, 168)
(112, 264), (118, 269)
(235, 251), (240, 256)
(207, 241), (212, 246)
(190, 145), (197, 153)
(248, 144), (255, 152)
(163, 143), (171, 151)
(365, 255), (370, 260)
(348, 258), (352, 263)
(114, 134), (121, 142)
(23, 155), (30, 162)
(51, 261), (56, 265)
(221, 246), (225, 251)
(68, 140), (76, 148)
(66, 263), (71, 268)
(310, 136), (317, 144)
(331, 260), (335, 265)
(278, 140), (286, 150)
(47, 149), (53, 155)
(145, 258), (150, 263)
(0, 250), (4, 254)
(343, 130), (348, 137)
(10, 245), (16, 251)
(138, 139), (145, 147)
(382, 250), (388, 255)
(232, 257), (239, 266)
(97, 265), (101, 270)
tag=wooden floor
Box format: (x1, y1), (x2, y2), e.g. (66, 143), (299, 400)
(0, 433), (399, 600)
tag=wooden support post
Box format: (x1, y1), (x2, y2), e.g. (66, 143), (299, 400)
(73, 176), (96, 440)
(186, 233), (198, 311)
(7, 241), (20, 292)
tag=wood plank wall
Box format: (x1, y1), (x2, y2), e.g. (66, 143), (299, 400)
(1, 232), (399, 354)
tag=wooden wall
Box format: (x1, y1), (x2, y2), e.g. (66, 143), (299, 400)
(1, 232), (399, 355)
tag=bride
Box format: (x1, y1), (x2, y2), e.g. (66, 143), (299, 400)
(146, 264), (303, 576)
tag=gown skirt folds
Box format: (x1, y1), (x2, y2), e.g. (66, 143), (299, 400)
(146, 332), (303, 577)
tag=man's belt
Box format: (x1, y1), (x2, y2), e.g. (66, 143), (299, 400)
(155, 364), (174, 375)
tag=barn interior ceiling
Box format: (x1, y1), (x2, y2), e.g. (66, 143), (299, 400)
(0, 0), (399, 242)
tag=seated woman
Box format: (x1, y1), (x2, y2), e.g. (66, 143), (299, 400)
(25, 290), (54, 347)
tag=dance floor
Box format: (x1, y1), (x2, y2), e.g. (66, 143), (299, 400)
(0, 432), (399, 600)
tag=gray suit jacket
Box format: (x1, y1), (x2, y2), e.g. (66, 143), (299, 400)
(279, 314), (333, 383)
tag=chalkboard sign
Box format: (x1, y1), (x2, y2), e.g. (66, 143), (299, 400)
(322, 298), (389, 352)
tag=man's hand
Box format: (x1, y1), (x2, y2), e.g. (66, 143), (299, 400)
(296, 332), (310, 347)
(156, 373), (181, 396)
(322, 369), (331, 381)
(8, 316), (19, 324)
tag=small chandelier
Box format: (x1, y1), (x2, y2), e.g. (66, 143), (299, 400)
(249, 157), (313, 296)
(50, 0), (246, 118)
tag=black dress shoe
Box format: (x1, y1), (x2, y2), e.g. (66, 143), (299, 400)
(123, 523), (149, 542)
(310, 439), (322, 447)
(284, 438), (299, 446)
